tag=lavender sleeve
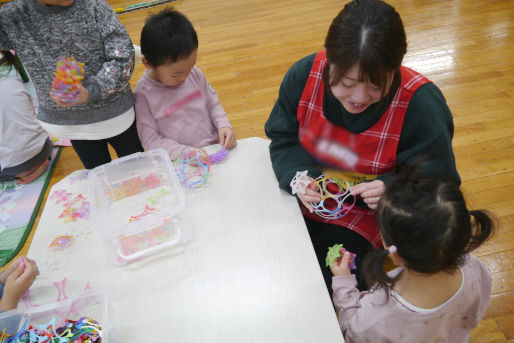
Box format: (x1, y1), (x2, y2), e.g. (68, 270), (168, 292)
(198, 69), (231, 129)
(134, 91), (189, 160)
(331, 275), (363, 326)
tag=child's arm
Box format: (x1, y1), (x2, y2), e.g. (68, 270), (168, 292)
(330, 251), (363, 326)
(135, 94), (190, 159)
(0, 258), (38, 311)
(82, 0), (135, 102)
(198, 68), (235, 147)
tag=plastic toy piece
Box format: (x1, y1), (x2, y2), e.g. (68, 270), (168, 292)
(173, 148), (211, 188)
(325, 243), (357, 269)
(146, 187), (171, 206)
(208, 147), (228, 163)
(49, 235), (74, 249)
(290, 170), (310, 195)
(310, 175), (356, 220)
(49, 57), (85, 104)
(58, 194), (90, 222)
(3, 316), (102, 342)
(128, 204), (156, 222)
(21, 279), (93, 310)
(49, 189), (72, 205)
(20, 290), (40, 310)
(68, 170), (90, 185)
(53, 277), (69, 301)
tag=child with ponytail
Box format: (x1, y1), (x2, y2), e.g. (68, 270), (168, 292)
(330, 167), (494, 343)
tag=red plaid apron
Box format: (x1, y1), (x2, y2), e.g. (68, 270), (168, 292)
(297, 50), (430, 247)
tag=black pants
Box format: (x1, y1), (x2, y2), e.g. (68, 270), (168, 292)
(304, 216), (373, 297)
(71, 120), (144, 169)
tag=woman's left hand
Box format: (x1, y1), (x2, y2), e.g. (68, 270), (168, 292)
(350, 180), (385, 210)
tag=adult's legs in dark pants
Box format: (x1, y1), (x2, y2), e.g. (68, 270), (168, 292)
(71, 120), (144, 169)
(71, 139), (111, 169)
(107, 119), (144, 158)
(304, 216), (373, 297)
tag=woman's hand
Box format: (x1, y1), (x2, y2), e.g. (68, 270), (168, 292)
(350, 179), (385, 210)
(297, 178), (321, 213)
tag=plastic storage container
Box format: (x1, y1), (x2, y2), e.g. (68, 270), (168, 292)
(0, 291), (109, 342)
(88, 149), (191, 263)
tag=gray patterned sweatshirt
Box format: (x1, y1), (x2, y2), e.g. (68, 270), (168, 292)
(0, 0), (135, 125)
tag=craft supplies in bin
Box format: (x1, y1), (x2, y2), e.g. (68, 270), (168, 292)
(0, 290), (109, 342)
(88, 149), (191, 263)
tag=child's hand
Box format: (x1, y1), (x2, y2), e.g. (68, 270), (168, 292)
(0, 257), (27, 285)
(49, 85), (89, 107)
(297, 179), (322, 213)
(0, 258), (39, 311)
(218, 127), (236, 149)
(350, 180), (385, 210)
(330, 250), (353, 277)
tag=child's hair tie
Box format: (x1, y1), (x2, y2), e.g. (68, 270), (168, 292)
(388, 245), (397, 254)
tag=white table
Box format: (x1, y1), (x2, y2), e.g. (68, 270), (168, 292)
(29, 137), (345, 342)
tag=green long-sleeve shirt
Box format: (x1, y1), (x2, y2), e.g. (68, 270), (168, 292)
(265, 53), (460, 193)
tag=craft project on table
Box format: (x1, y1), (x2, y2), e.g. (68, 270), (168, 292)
(173, 146), (229, 189)
(88, 149), (192, 264)
(0, 147), (62, 268)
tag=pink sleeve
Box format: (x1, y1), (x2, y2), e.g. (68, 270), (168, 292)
(197, 69), (232, 129)
(135, 91), (190, 160)
(332, 275), (363, 328)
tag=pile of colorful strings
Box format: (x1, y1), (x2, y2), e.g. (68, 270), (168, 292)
(1, 316), (101, 343)
(50, 57), (85, 104)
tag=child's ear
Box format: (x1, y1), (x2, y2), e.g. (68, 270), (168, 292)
(141, 57), (153, 70)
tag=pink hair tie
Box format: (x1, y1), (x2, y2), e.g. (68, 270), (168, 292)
(388, 245), (397, 254)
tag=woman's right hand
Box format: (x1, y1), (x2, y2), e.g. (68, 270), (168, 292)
(297, 179), (322, 213)
(0, 258), (39, 311)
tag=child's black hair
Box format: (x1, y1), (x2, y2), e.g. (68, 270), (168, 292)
(140, 7), (198, 67)
(0, 50), (29, 82)
(363, 165), (495, 291)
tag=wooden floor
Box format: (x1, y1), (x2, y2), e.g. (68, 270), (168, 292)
(5, 0), (513, 341)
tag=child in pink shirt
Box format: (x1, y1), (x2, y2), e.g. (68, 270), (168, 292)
(135, 8), (236, 160)
(330, 167), (494, 343)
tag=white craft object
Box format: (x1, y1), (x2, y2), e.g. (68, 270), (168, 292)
(290, 170), (311, 195)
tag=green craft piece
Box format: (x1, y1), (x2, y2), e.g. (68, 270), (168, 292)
(326, 243), (344, 267)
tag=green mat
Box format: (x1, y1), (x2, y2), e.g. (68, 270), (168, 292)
(0, 147), (61, 267)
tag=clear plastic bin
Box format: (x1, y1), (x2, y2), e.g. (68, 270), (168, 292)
(88, 149), (191, 263)
(0, 291), (109, 342)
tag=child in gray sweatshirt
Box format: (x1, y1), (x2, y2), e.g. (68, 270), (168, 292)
(0, 0), (143, 169)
